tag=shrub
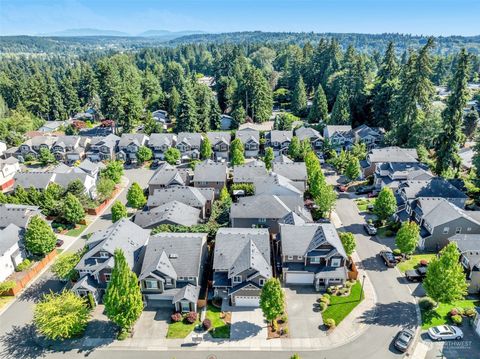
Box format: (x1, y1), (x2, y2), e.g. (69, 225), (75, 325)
(282, 327), (289, 334)
(0, 280), (17, 294)
(185, 311), (197, 324)
(345, 281), (353, 288)
(280, 314), (288, 323)
(327, 286), (335, 294)
(451, 314), (463, 325)
(15, 258), (32, 272)
(325, 318), (336, 328)
(117, 329), (129, 340)
(464, 308), (476, 317)
(320, 296), (330, 305)
(419, 259), (429, 267)
(87, 292), (96, 309)
(419, 297), (436, 311)
(455, 307), (465, 316)
(272, 320), (278, 332)
(202, 319), (212, 330)
(339, 287), (349, 295)
(319, 302), (328, 312)
(450, 308), (459, 317)
(385, 230), (394, 237)
(392, 249), (402, 256)
(322, 293), (330, 300)
(171, 312), (182, 323)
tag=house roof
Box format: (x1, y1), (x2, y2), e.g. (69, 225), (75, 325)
(77, 218), (150, 271)
(54, 172), (94, 190)
(279, 211), (306, 226)
(149, 163), (188, 187)
(254, 172), (303, 196)
(236, 128), (260, 145)
(0, 223), (22, 256)
(324, 125), (353, 138)
(90, 134), (120, 148)
(368, 146), (418, 163)
(295, 127), (323, 141)
(399, 178), (468, 200)
(147, 186), (213, 209)
(77, 159), (106, 174)
(420, 198), (480, 229)
(14, 172), (55, 190)
(53, 135), (81, 148)
(148, 133), (176, 148)
(230, 194), (291, 219)
(206, 132), (231, 146)
(118, 133), (148, 147)
(177, 132), (202, 148)
(233, 161), (267, 183)
(172, 284), (200, 304)
(273, 154), (294, 164)
(459, 147), (474, 169)
(353, 124), (384, 139)
(272, 162), (307, 182)
(268, 130), (293, 143)
(448, 234), (480, 252)
(193, 160), (227, 183)
(139, 232), (207, 281)
(213, 228), (271, 274)
(134, 201), (201, 228)
(0, 204), (41, 229)
(280, 223), (347, 258)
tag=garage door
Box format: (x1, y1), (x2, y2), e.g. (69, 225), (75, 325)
(145, 298), (172, 309)
(235, 296), (260, 307)
(286, 272), (314, 285)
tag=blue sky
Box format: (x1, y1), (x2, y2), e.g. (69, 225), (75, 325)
(1, 0), (478, 36)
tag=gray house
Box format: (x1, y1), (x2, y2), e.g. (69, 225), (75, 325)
(148, 162), (190, 195)
(362, 146), (419, 178)
(0, 204), (42, 230)
(280, 223), (348, 290)
(236, 128), (260, 158)
(212, 228), (272, 307)
(374, 162), (433, 190)
(176, 132), (202, 161)
(295, 127), (323, 151)
(193, 160), (228, 197)
(232, 161), (267, 185)
(134, 201), (201, 229)
(148, 134), (176, 160)
(448, 234), (480, 294)
(0, 224), (26, 282)
(139, 232), (208, 312)
(86, 134), (120, 162)
(206, 132), (231, 161)
(265, 130), (293, 156)
(116, 133), (149, 162)
(73, 219), (150, 304)
(272, 162), (308, 192)
(352, 124), (385, 149)
(323, 125), (353, 153)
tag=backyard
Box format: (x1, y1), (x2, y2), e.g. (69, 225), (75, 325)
(322, 281), (364, 325)
(421, 298), (480, 329)
(397, 254), (436, 273)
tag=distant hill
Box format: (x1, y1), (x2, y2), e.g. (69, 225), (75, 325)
(41, 28), (130, 37)
(138, 30), (205, 38)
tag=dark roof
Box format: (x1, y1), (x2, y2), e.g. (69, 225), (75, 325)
(0, 204), (41, 229)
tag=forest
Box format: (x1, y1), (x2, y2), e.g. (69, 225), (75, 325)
(0, 34), (480, 180)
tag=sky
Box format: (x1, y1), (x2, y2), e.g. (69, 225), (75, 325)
(1, 0), (479, 37)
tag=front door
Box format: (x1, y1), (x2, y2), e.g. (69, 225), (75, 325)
(181, 301), (190, 312)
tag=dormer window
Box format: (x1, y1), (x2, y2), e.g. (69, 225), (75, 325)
(259, 278), (265, 286)
(233, 276), (242, 283)
(99, 251), (109, 258)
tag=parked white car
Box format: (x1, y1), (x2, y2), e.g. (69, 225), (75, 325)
(428, 325), (463, 341)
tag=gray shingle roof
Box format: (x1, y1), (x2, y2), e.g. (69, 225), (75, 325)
(272, 162), (307, 182)
(118, 133), (149, 147)
(139, 232), (207, 281)
(0, 204), (41, 229)
(420, 198), (480, 228)
(273, 155), (294, 164)
(230, 194), (291, 219)
(14, 172), (55, 190)
(0, 223), (22, 256)
(147, 186), (213, 209)
(400, 178), (468, 200)
(149, 163), (188, 187)
(368, 146), (418, 163)
(77, 159), (106, 174)
(268, 130), (293, 143)
(90, 134), (120, 148)
(148, 133), (176, 148)
(229, 239), (272, 279)
(254, 172), (302, 196)
(177, 132), (202, 148)
(295, 127), (323, 141)
(134, 201), (201, 228)
(193, 160), (227, 183)
(236, 128), (260, 145)
(448, 234), (480, 252)
(206, 132), (231, 146)
(233, 161), (267, 183)
(280, 223), (347, 258)
(173, 284), (200, 303)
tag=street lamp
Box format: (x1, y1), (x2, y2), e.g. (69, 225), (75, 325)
(360, 274), (366, 301)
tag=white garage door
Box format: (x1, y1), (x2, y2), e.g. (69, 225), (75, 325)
(286, 272), (314, 284)
(235, 296), (260, 307)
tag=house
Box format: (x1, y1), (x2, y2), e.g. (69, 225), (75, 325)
(230, 194), (311, 234)
(0, 204), (42, 230)
(352, 124), (385, 149)
(148, 134), (176, 160)
(193, 160), (228, 197)
(51, 136), (90, 162)
(0, 157), (20, 191)
(265, 130), (293, 156)
(176, 132), (202, 161)
(323, 125), (353, 152)
(152, 110), (169, 123)
(0, 224), (26, 282)
(236, 128), (260, 158)
(206, 132), (231, 161)
(72, 219), (150, 304)
(38, 121), (65, 133)
(220, 114), (233, 130)
(295, 127), (323, 151)
(13, 172), (55, 191)
(212, 228), (272, 307)
(0, 141), (6, 157)
(232, 161), (267, 184)
(254, 172), (304, 198)
(148, 162), (190, 195)
(116, 133), (149, 162)
(139, 232), (208, 311)
(239, 121), (274, 132)
(86, 134), (120, 162)
(405, 197), (480, 251)
(373, 162), (433, 190)
(134, 201), (201, 229)
(280, 223), (348, 290)
(76, 159), (106, 179)
(18, 136), (57, 160)
(53, 171), (97, 199)
(361, 146), (419, 178)
(272, 162), (308, 192)
(147, 186), (214, 219)
(448, 234), (480, 294)
(274, 154), (294, 164)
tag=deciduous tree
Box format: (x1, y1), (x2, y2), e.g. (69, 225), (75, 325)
(127, 182), (146, 209)
(25, 215), (57, 255)
(259, 278), (285, 325)
(373, 187), (397, 222)
(111, 201), (128, 223)
(395, 221), (420, 255)
(136, 146), (153, 164)
(164, 147), (181, 165)
(340, 232), (356, 257)
(62, 193), (85, 225)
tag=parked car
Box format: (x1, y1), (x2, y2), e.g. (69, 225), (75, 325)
(428, 325), (463, 341)
(379, 250), (397, 267)
(356, 185), (374, 195)
(393, 328), (414, 352)
(364, 223), (377, 235)
(56, 239), (64, 247)
(337, 185), (348, 192)
(368, 191), (379, 198)
(405, 266), (428, 282)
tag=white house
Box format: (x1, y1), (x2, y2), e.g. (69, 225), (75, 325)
(0, 141), (7, 157)
(0, 157), (20, 191)
(0, 224), (26, 282)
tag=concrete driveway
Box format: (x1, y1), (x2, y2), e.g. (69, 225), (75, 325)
(230, 308), (267, 341)
(285, 285), (323, 338)
(132, 309), (169, 339)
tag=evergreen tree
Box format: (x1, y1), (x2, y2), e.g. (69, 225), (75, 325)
(291, 75), (307, 117)
(473, 132), (480, 185)
(62, 193), (85, 225)
(230, 138), (245, 166)
(104, 249), (143, 332)
(463, 110), (479, 140)
(288, 136), (301, 161)
(195, 84), (212, 132)
(175, 85), (198, 133)
(127, 182), (146, 209)
(200, 135), (213, 160)
(330, 86), (351, 125)
(264, 147), (274, 170)
(60, 76), (81, 117)
(435, 49), (470, 176)
(168, 86), (180, 117)
(231, 101), (246, 129)
(25, 215), (57, 255)
(209, 98), (222, 130)
(308, 84), (328, 123)
(236, 66), (273, 122)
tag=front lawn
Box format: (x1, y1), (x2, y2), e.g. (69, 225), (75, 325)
(376, 226), (396, 239)
(64, 223), (88, 237)
(397, 254), (436, 273)
(166, 319), (198, 339)
(421, 299), (480, 329)
(354, 198), (375, 212)
(322, 281), (364, 325)
(206, 304), (230, 338)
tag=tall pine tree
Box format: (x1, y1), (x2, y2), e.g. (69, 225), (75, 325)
(291, 75), (307, 117)
(308, 84), (328, 123)
(330, 86), (350, 125)
(175, 85), (198, 132)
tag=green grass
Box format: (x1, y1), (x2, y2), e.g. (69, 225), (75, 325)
(322, 281), (364, 325)
(376, 226), (396, 239)
(354, 198), (375, 212)
(0, 296), (14, 310)
(206, 304), (230, 338)
(166, 319), (198, 339)
(64, 224), (88, 237)
(421, 299), (480, 329)
(397, 254), (436, 273)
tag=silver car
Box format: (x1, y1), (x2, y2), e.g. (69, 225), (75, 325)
(428, 325), (463, 341)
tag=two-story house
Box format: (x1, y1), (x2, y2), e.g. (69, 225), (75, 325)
(232, 161), (267, 185)
(193, 160), (228, 197)
(352, 124), (385, 150)
(86, 134), (120, 162)
(206, 132), (231, 161)
(0, 203), (42, 230)
(0, 224), (26, 282)
(212, 228), (272, 307)
(373, 162), (433, 191)
(272, 162), (308, 192)
(448, 234), (480, 294)
(323, 125), (353, 153)
(139, 232), (208, 312)
(18, 136), (57, 160)
(280, 223), (348, 290)
(295, 127), (323, 152)
(76, 159), (106, 180)
(134, 200), (201, 229)
(265, 130), (293, 156)
(361, 146), (419, 178)
(72, 219), (150, 304)
(0, 157), (20, 191)
(51, 136), (90, 163)
(236, 128), (260, 158)
(148, 134), (176, 160)
(116, 133), (149, 162)
(176, 132), (202, 161)
(148, 162), (190, 195)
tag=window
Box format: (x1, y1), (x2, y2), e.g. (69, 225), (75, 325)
(187, 277), (195, 281)
(259, 278), (265, 286)
(258, 218), (267, 223)
(104, 274), (111, 282)
(455, 227), (462, 234)
(165, 278), (173, 286)
(443, 227), (450, 234)
(331, 258), (341, 267)
(287, 255), (293, 260)
(297, 256), (303, 260)
(144, 280), (158, 289)
(233, 276), (242, 283)
(177, 277), (185, 280)
(310, 257), (320, 264)
(99, 251), (109, 258)
(467, 227), (472, 232)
